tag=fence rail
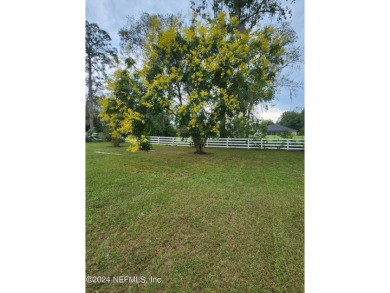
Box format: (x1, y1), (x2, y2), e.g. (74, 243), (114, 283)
(148, 136), (304, 151)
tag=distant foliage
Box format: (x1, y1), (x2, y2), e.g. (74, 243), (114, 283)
(280, 131), (293, 139)
(258, 121), (269, 138)
(86, 130), (104, 142)
(264, 119), (275, 125)
(144, 108), (177, 137)
(278, 109), (304, 134)
(225, 115), (265, 138)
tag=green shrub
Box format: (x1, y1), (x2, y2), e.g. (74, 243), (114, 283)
(86, 130), (104, 142)
(139, 136), (152, 151)
(280, 131), (294, 139)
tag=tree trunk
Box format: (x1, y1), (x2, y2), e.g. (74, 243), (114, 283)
(245, 116), (251, 138)
(219, 117), (227, 138)
(88, 95), (94, 131)
(245, 94), (254, 138)
(87, 58), (94, 130)
(218, 103), (228, 138)
(193, 138), (206, 154)
(112, 137), (120, 147)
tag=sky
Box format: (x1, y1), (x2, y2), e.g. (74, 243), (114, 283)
(86, 0), (305, 122)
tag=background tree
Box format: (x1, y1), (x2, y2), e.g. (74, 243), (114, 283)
(144, 110), (177, 136)
(299, 108), (304, 133)
(141, 13), (292, 153)
(225, 115), (264, 137)
(85, 106), (105, 132)
(258, 120), (269, 137)
(277, 109), (304, 133)
(263, 119), (275, 125)
(85, 21), (117, 130)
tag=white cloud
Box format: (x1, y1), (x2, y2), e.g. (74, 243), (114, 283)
(255, 106), (284, 122)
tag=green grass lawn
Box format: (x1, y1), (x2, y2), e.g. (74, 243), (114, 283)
(86, 143), (304, 292)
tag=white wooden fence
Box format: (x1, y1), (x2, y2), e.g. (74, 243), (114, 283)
(148, 136), (304, 151)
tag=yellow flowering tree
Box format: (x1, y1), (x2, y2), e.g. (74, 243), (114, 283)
(98, 60), (149, 151)
(141, 13), (292, 153)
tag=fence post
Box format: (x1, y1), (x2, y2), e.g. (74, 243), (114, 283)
(206, 140), (209, 147)
(227, 138), (229, 148)
(287, 139), (290, 151)
(247, 138), (250, 149)
(172, 137), (175, 146)
(261, 139), (263, 150)
(157, 137), (159, 145)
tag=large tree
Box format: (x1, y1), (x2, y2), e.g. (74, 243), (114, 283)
(141, 13), (293, 153)
(190, 0), (301, 137)
(85, 21), (117, 130)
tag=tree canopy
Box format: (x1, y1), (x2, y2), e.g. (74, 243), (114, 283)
(98, 61), (146, 149)
(119, 12), (175, 55)
(98, 58), (176, 149)
(191, 0), (295, 31)
(189, 0), (301, 137)
(140, 13), (294, 153)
